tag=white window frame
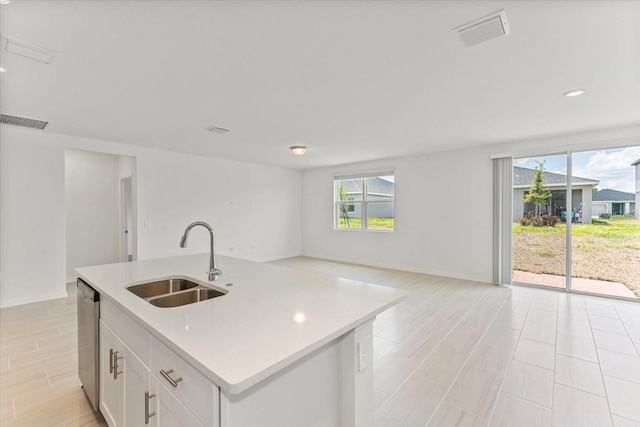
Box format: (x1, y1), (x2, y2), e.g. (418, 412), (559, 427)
(333, 171), (395, 231)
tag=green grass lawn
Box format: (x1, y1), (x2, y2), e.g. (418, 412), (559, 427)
(513, 217), (640, 239)
(513, 216), (640, 296)
(338, 217), (394, 230)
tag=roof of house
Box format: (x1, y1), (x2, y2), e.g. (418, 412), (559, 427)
(513, 166), (599, 187)
(340, 177), (394, 196)
(592, 188), (635, 202)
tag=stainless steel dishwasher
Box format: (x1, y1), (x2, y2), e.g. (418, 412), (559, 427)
(77, 278), (100, 412)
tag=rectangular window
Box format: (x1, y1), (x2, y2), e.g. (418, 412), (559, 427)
(334, 171), (394, 231)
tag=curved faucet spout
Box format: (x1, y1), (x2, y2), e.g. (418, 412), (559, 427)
(179, 221), (222, 281)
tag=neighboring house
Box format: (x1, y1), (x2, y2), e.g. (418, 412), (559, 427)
(513, 166), (599, 224)
(633, 158), (640, 220)
(592, 189), (636, 217)
(340, 176), (394, 218)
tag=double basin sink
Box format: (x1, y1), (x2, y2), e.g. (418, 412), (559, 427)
(127, 277), (227, 308)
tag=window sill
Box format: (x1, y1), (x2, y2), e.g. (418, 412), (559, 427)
(333, 228), (394, 233)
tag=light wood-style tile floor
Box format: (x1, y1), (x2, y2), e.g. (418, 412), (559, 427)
(1, 283), (106, 427)
(271, 257), (640, 427)
(1, 257), (639, 427)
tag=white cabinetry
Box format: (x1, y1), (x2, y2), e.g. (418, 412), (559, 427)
(123, 343), (151, 426)
(154, 378), (204, 427)
(100, 321), (124, 427)
(100, 320), (151, 426)
(100, 299), (218, 427)
(150, 336), (217, 426)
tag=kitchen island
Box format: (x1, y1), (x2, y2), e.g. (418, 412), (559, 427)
(76, 254), (407, 427)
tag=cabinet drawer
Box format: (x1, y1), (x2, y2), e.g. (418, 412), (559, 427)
(150, 336), (218, 427)
(101, 298), (150, 366)
(155, 377), (206, 427)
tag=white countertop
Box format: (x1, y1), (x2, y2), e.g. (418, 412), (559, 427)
(76, 254), (407, 395)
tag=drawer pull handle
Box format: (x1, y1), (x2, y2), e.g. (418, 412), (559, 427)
(112, 351), (123, 380)
(160, 368), (183, 387)
(145, 391), (156, 424)
(109, 348), (115, 374)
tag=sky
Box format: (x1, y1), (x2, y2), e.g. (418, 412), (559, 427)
(513, 146), (640, 193)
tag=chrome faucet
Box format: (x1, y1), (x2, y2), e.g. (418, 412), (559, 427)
(179, 221), (222, 281)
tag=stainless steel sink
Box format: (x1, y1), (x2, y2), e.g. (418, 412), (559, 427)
(126, 277), (227, 307)
(127, 278), (199, 298)
(148, 288), (225, 308)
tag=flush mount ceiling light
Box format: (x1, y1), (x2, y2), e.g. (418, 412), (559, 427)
(204, 125), (230, 134)
(564, 89), (586, 98)
(290, 146), (307, 156)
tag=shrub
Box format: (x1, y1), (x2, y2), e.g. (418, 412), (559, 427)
(520, 212), (559, 227)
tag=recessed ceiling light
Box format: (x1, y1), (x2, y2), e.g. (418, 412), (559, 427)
(290, 146), (307, 156)
(0, 0), (10, 5)
(0, 66), (5, 73)
(293, 312), (307, 323)
(564, 89), (586, 98)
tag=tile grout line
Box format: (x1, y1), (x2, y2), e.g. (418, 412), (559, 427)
(372, 280), (483, 423)
(586, 301), (616, 427)
(423, 288), (513, 427)
(373, 281), (461, 338)
(548, 292), (559, 426)
(484, 289), (535, 425)
(613, 303), (640, 357)
(373, 285), (494, 422)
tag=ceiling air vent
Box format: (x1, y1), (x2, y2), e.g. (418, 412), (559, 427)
(453, 9), (510, 47)
(4, 37), (59, 64)
(0, 113), (49, 130)
(205, 126), (230, 134)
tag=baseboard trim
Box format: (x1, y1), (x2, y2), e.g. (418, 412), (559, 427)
(255, 252), (303, 263)
(0, 291), (69, 309)
(299, 252), (491, 284)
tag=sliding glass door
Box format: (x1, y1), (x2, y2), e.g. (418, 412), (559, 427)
(512, 154), (568, 291)
(511, 147), (640, 300)
(570, 148), (639, 299)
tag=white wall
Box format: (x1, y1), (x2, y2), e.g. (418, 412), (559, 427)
(1, 132), (67, 304)
(301, 125), (640, 283)
(302, 147), (494, 282)
(65, 150), (121, 282)
(0, 126), (302, 307)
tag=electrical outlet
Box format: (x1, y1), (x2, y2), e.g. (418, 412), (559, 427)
(228, 247), (235, 253)
(358, 342), (371, 371)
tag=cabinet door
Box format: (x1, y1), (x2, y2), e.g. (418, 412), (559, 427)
(123, 346), (152, 426)
(154, 377), (205, 427)
(100, 321), (124, 427)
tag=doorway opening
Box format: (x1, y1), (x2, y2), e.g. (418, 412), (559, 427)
(65, 150), (137, 283)
(121, 176), (133, 262)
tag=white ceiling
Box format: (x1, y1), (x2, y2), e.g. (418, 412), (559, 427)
(1, 1), (639, 169)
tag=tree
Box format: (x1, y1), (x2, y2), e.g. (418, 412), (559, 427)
(524, 161), (552, 217)
(338, 184), (351, 227)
